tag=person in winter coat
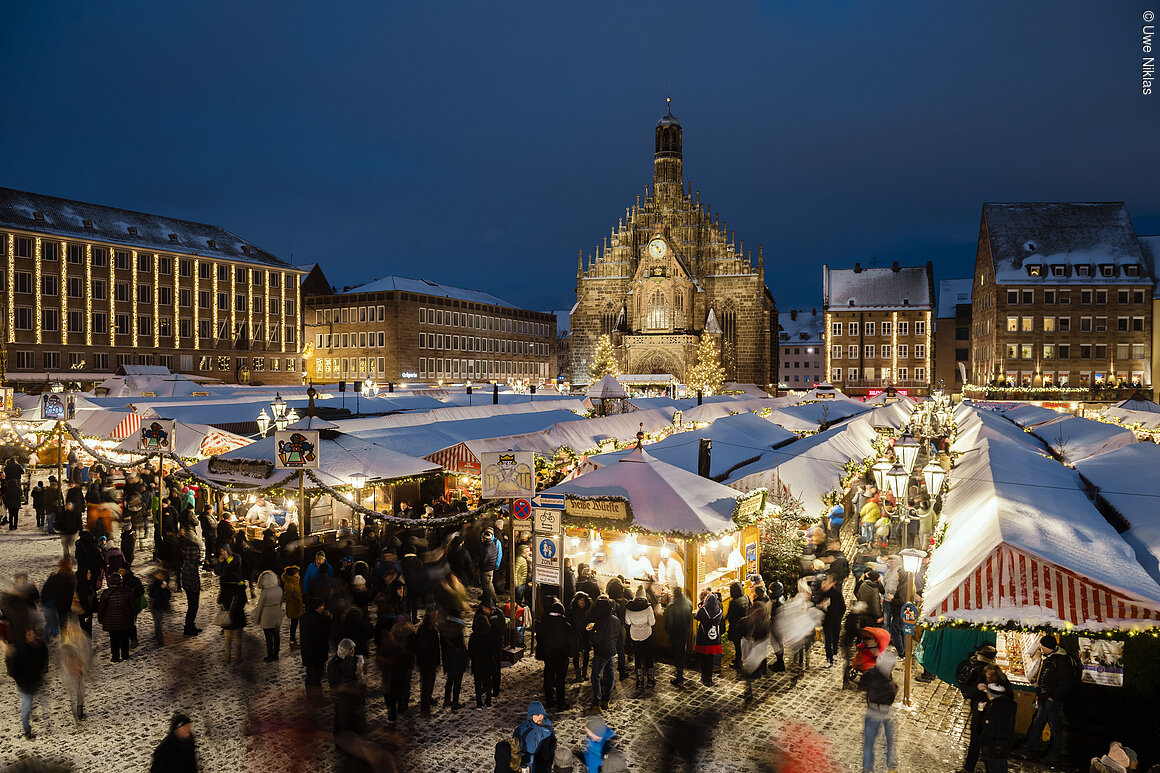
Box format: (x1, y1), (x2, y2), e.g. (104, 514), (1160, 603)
(513, 700), (556, 773)
(414, 606), (441, 716)
(855, 570), (884, 624)
(860, 497), (881, 541)
(40, 557), (76, 639)
(818, 572), (846, 668)
(694, 592), (724, 687)
(568, 591), (593, 681)
(98, 572), (136, 662)
(479, 527), (502, 605)
(581, 715), (617, 773)
(840, 601), (870, 687)
(327, 638), (367, 737)
(469, 601), (502, 708)
(958, 644), (1000, 772)
(587, 595), (620, 711)
(281, 565), (302, 647)
(1013, 634), (1073, 764)
(59, 621), (91, 721)
(6, 628), (49, 738)
(59, 481), (84, 559)
(300, 597), (332, 691)
(854, 626), (892, 674)
(665, 587), (694, 685)
(575, 564), (601, 606)
(147, 568), (172, 646)
(725, 581), (750, 671)
(4, 458), (24, 529)
(149, 712), (199, 773)
(214, 545), (248, 664)
(860, 638), (899, 773)
(744, 584), (773, 677)
(979, 667), (1016, 773)
(31, 480), (47, 531)
(624, 586), (656, 688)
(604, 577), (630, 679)
(537, 600), (579, 710)
(380, 614), (416, 721)
(514, 543), (531, 606)
(439, 610), (468, 710)
(179, 529), (202, 636)
(254, 570), (284, 662)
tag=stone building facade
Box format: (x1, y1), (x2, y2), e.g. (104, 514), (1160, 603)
(934, 279), (972, 391)
(570, 108), (776, 387)
(304, 269), (556, 386)
(0, 187), (304, 386)
(970, 203), (1154, 388)
(823, 262), (936, 398)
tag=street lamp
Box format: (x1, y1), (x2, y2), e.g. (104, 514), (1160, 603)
(270, 392), (286, 423)
(284, 407), (299, 427)
(894, 431), (921, 474)
(886, 463), (909, 503)
(871, 459), (893, 493)
(900, 547), (927, 706)
(921, 459), (948, 498)
(466, 380), (472, 407)
(349, 472), (367, 536)
(256, 408), (271, 437)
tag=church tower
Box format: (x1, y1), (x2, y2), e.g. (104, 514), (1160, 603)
(570, 104), (777, 389)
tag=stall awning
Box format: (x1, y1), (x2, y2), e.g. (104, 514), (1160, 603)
(112, 413), (141, 440)
(424, 443), (481, 475)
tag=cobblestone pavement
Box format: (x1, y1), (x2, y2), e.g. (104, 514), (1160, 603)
(0, 482), (1077, 771)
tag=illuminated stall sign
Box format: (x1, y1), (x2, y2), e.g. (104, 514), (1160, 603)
(564, 497), (630, 523)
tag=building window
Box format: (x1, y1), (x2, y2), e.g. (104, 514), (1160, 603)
(159, 317), (172, 337)
(67, 245), (84, 264)
(67, 310), (83, 333)
(881, 322), (892, 336)
(1058, 317), (1070, 332)
(1132, 343), (1146, 359)
(14, 351), (34, 369)
(1133, 316), (1145, 332)
(159, 286), (172, 306)
(41, 275), (58, 296)
(93, 353), (109, 370)
(1006, 344), (1019, 359)
(864, 322), (875, 336)
(1021, 290), (1033, 304)
(235, 294), (247, 312)
(1006, 316), (1018, 332)
(1044, 290), (1055, 305)
(1096, 290), (1108, 304)
(1043, 317), (1055, 333)
(115, 314), (130, 334)
(114, 251), (130, 270)
(42, 352), (61, 370)
(1095, 344), (1108, 360)
(14, 307), (32, 330)
(831, 345), (842, 359)
(864, 345), (875, 358)
(1020, 344), (1033, 359)
(898, 344), (908, 358)
(847, 345), (857, 359)
(914, 321), (926, 335)
(1043, 344), (1056, 360)
(198, 320), (211, 339)
(1059, 344), (1070, 359)
(1095, 317), (1107, 332)
(881, 344), (891, 358)
(1020, 317), (1033, 332)
(1117, 344), (1130, 361)
(14, 272), (32, 294)
(914, 344), (926, 358)
(138, 284), (152, 304)
(92, 312), (107, 333)
(136, 254), (152, 273)
(1006, 290), (1019, 305)
(217, 293), (228, 311)
(41, 308), (59, 332)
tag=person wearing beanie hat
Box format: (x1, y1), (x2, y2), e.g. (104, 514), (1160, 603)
(149, 712), (198, 772)
(855, 569), (884, 624)
(979, 670), (1016, 772)
(327, 638), (366, 737)
(957, 644), (1005, 773)
(581, 715), (616, 773)
(1013, 634), (1070, 764)
(537, 599), (580, 711)
(1092, 741), (1132, 773)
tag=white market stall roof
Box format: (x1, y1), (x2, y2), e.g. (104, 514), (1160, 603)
(1110, 394), (1160, 413)
(582, 412), (796, 480)
(336, 399), (581, 435)
(1075, 443), (1160, 585)
(863, 392), (918, 408)
(681, 394), (802, 424)
(951, 403), (1046, 453)
(1002, 404), (1066, 429)
(863, 401), (916, 431)
(1026, 414), (1137, 463)
(923, 416), (1160, 629)
(426, 408), (678, 474)
(542, 445), (741, 536)
(113, 421), (252, 459)
(586, 375), (629, 400)
(1100, 405), (1160, 431)
(94, 371), (213, 399)
(185, 427), (442, 490)
(343, 410), (586, 460)
(764, 398), (870, 433)
(14, 392), (103, 420)
(725, 413), (882, 517)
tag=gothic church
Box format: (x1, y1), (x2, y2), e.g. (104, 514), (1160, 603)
(570, 106), (777, 387)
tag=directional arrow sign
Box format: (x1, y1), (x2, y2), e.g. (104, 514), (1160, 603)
(531, 492), (565, 510)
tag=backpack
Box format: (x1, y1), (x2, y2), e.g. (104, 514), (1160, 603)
(955, 656), (977, 695)
(1055, 651), (1083, 696)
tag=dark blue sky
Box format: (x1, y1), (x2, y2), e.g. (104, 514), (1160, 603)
(3, 2), (1156, 316)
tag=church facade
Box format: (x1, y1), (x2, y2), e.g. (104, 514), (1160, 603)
(570, 108), (777, 388)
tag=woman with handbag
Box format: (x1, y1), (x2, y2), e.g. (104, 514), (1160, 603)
(693, 591), (723, 687)
(214, 545), (248, 664)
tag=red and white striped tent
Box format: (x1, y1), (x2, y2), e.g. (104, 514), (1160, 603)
(923, 421), (1160, 630)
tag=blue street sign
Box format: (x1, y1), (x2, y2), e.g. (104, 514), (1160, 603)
(538, 538), (557, 560)
(513, 498), (532, 520)
(531, 493), (566, 509)
(901, 602), (918, 636)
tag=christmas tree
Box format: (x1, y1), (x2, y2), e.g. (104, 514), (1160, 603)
(686, 335), (726, 395)
(588, 334), (620, 381)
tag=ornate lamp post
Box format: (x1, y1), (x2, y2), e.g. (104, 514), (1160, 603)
(900, 547), (927, 706)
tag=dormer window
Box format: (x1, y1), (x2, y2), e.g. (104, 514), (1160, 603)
(1100, 264), (1117, 277)
(1124, 264), (1140, 277)
(779, 333), (789, 341)
(241, 245), (252, 255)
(1076, 264), (1092, 277)
(82, 219), (93, 230)
(206, 239), (216, 249)
(168, 233), (179, 243)
(1026, 264), (1043, 277)
(1051, 264), (1066, 276)
(127, 226), (138, 236)
(33, 211), (45, 221)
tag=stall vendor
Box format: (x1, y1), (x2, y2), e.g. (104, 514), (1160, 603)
(656, 546), (684, 589)
(625, 548), (656, 583)
(246, 496), (280, 529)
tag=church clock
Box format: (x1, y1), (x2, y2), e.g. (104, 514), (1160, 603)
(647, 238), (667, 259)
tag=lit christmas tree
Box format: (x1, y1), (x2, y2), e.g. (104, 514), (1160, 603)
(686, 335), (725, 395)
(588, 334), (620, 381)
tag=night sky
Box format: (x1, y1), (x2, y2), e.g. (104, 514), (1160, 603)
(3, 2), (1156, 318)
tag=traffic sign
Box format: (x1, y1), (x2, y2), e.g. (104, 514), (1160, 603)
(513, 498), (532, 520)
(534, 508), (563, 534)
(531, 492), (565, 510)
(534, 534), (562, 585)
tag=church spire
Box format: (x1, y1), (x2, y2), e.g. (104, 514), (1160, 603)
(654, 96), (682, 190)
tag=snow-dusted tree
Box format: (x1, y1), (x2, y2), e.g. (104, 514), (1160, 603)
(589, 334), (620, 381)
(686, 336), (725, 395)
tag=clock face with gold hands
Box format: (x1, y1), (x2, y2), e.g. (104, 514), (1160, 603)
(648, 238), (667, 259)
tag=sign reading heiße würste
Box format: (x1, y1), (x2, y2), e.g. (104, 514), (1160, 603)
(564, 497), (630, 521)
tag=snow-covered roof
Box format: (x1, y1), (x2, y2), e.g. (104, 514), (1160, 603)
(1137, 236), (1160, 298)
(1075, 443), (1160, 585)
(764, 397), (869, 433)
(584, 413), (797, 479)
(0, 186), (293, 269)
(1002, 404), (1065, 429)
(824, 264), (933, 310)
(1110, 393), (1160, 413)
(1101, 406), (1160, 431)
(936, 278), (973, 319)
(1027, 414), (1137, 464)
(586, 375), (629, 399)
(114, 421), (251, 459)
(341, 275), (517, 309)
(982, 203), (1149, 286)
(923, 426), (1160, 627)
(777, 309), (824, 345)
(342, 409), (586, 458)
(544, 445), (740, 536)
(681, 394), (801, 423)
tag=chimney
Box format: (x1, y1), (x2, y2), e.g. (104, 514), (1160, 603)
(892, 261), (900, 272)
(812, 308), (817, 316)
(698, 438), (712, 478)
(791, 310), (798, 321)
(854, 262), (862, 273)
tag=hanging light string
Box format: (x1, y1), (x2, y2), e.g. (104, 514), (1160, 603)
(302, 468), (484, 528)
(0, 417), (66, 455)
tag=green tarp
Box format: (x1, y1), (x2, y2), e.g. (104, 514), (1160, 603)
(915, 627), (997, 686)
